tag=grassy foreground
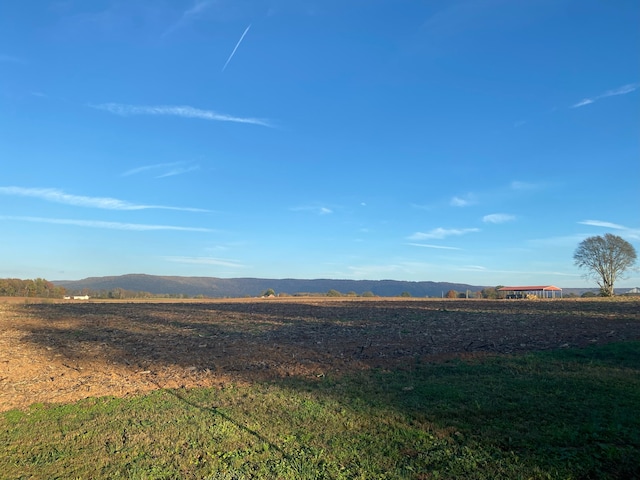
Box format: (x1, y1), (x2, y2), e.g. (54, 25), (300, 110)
(2, 342), (639, 479)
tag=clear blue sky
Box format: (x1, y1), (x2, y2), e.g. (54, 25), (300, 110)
(1, 0), (638, 288)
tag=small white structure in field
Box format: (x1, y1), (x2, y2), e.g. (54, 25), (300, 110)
(72, 295), (90, 300)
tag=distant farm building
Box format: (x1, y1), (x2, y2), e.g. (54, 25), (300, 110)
(498, 285), (562, 299)
(64, 295), (90, 300)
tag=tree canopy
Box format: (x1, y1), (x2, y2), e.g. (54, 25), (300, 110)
(574, 233), (637, 296)
(0, 278), (66, 298)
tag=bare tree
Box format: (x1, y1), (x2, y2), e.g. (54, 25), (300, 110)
(574, 233), (637, 296)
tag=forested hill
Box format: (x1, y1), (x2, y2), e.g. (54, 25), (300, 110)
(53, 274), (486, 298)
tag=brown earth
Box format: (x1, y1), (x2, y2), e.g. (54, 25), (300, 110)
(1, 297), (639, 412)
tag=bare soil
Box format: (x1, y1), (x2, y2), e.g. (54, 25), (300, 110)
(1, 297), (639, 412)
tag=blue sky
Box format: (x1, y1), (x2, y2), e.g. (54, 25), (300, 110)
(1, 0), (638, 288)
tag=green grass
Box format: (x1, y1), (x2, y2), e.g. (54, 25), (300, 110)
(2, 342), (639, 479)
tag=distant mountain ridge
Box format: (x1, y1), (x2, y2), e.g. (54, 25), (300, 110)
(54, 274), (489, 298)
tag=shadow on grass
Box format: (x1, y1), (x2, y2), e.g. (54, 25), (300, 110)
(113, 341), (639, 478)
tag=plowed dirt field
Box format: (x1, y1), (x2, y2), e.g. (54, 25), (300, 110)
(2, 298), (639, 412)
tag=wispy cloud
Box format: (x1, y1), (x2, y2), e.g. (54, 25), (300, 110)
(483, 213), (516, 224)
(407, 243), (462, 250)
(450, 193), (475, 207)
(162, 0), (215, 37)
(571, 83), (639, 108)
(408, 227), (479, 240)
(572, 98), (594, 108)
(460, 265), (486, 271)
(90, 103), (272, 127)
(578, 220), (640, 240)
(222, 24), (251, 72)
(156, 165), (201, 178)
(122, 162), (182, 176)
(0, 216), (212, 232)
(162, 256), (245, 268)
(0, 186), (209, 212)
(122, 162), (200, 178)
(578, 219), (625, 230)
(410, 203), (433, 211)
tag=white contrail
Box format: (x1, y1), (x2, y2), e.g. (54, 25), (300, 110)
(571, 82), (639, 108)
(222, 24), (251, 72)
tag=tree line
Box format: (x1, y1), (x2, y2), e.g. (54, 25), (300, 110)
(0, 278), (67, 298)
(0, 279), (177, 299)
(265, 288), (504, 299)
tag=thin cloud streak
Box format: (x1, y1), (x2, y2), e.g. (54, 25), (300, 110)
(450, 194), (475, 207)
(483, 213), (516, 224)
(572, 98), (593, 108)
(578, 220), (625, 230)
(407, 243), (461, 250)
(571, 83), (639, 108)
(222, 24), (251, 72)
(163, 256), (245, 268)
(122, 162), (184, 176)
(578, 220), (640, 240)
(156, 165), (200, 178)
(0, 187), (209, 212)
(450, 196), (469, 207)
(0, 216), (212, 232)
(122, 162), (200, 178)
(91, 103), (272, 128)
(408, 227), (480, 240)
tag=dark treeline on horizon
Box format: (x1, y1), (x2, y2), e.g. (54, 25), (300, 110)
(0, 278), (185, 300)
(0, 278), (66, 298)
